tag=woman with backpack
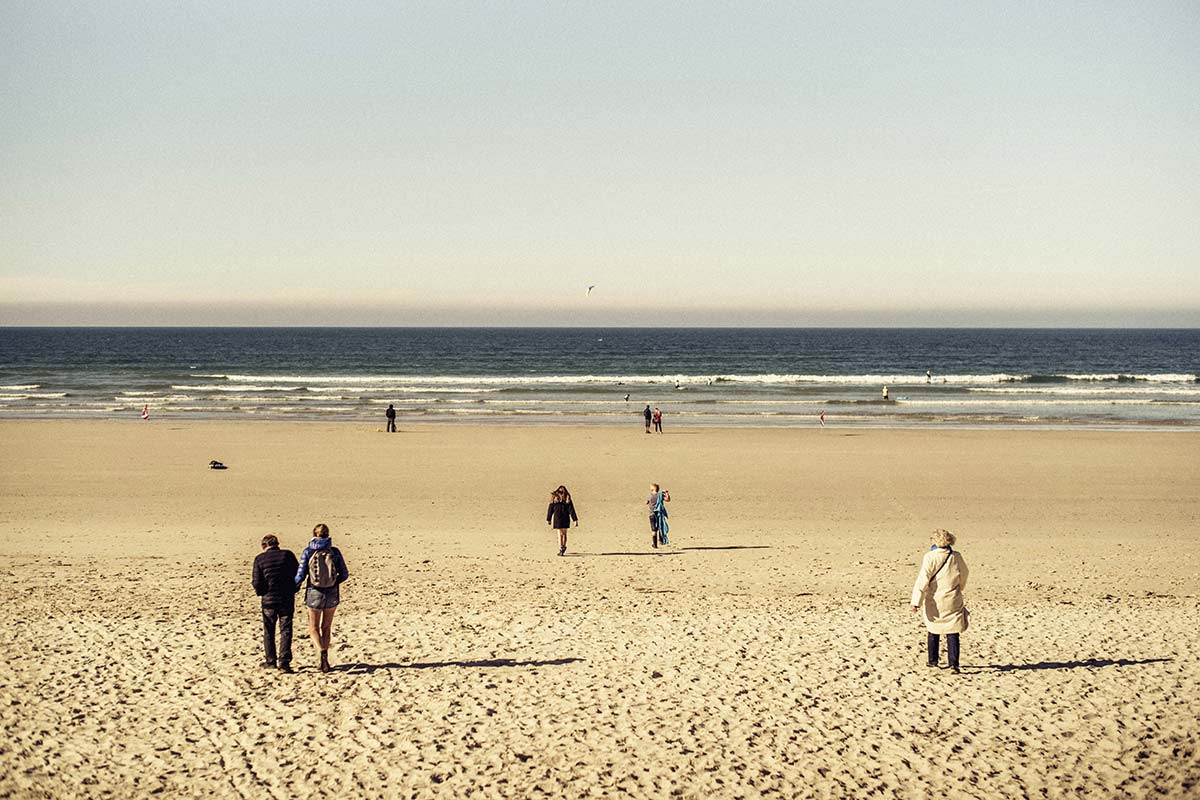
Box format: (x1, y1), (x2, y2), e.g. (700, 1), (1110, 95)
(295, 522), (350, 673)
(546, 485), (578, 557)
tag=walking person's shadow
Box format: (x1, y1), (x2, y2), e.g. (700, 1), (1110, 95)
(334, 657), (584, 674)
(968, 657), (1172, 673)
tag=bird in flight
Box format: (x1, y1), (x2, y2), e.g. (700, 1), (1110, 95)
(585, 285), (596, 298)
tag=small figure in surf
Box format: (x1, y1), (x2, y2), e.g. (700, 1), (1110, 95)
(546, 485), (578, 557)
(624, 393), (631, 402)
(926, 370), (933, 384)
(882, 385), (890, 401)
(647, 483), (670, 548)
(385, 403), (396, 433)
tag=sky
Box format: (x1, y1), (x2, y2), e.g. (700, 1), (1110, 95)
(1, 1), (1198, 326)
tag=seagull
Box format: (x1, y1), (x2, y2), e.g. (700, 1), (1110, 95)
(585, 285), (596, 298)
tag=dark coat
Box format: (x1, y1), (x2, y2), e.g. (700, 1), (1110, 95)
(253, 547), (300, 610)
(546, 500), (578, 529)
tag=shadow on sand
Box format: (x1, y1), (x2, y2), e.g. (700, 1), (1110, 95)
(970, 657), (1172, 673)
(563, 551), (683, 558)
(336, 657), (584, 674)
(679, 545), (771, 552)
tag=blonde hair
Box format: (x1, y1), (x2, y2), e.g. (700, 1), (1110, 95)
(931, 528), (956, 548)
(313, 523), (330, 538)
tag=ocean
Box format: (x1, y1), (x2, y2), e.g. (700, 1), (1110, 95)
(0, 327), (1197, 428)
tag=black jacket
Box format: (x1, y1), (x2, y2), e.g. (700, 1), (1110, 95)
(546, 500), (578, 529)
(253, 547), (300, 609)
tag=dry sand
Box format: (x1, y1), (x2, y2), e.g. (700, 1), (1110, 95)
(1, 420), (1198, 798)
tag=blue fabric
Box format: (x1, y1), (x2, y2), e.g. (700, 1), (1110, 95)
(654, 492), (669, 544)
(295, 537), (349, 588)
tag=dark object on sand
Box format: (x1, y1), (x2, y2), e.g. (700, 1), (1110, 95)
(209, 460), (228, 470)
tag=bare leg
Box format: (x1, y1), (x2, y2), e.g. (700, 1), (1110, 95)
(558, 528), (567, 552)
(320, 607), (336, 651)
(308, 608), (324, 652)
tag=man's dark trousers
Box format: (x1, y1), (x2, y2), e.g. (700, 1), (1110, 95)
(263, 606), (293, 667)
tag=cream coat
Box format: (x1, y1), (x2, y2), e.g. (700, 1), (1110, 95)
(911, 547), (969, 634)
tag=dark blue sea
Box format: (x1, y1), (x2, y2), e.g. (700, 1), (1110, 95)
(0, 328), (1197, 428)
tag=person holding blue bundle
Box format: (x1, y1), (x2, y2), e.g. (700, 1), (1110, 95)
(646, 483), (671, 549)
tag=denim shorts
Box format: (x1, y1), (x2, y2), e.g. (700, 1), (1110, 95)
(305, 584), (340, 610)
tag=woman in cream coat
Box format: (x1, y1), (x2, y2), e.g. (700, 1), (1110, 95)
(911, 529), (969, 673)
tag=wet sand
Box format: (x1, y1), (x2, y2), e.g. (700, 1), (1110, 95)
(1, 420), (1197, 798)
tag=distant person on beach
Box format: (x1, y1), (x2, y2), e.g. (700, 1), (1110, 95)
(643, 404), (653, 434)
(385, 404), (396, 433)
(882, 385), (889, 401)
(911, 529), (969, 674)
(252, 534), (299, 673)
(652, 407), (663, 433)
(646, 483), (670, 548)
(546, 485), (578, 557)
(624, 393), (630, 402)
(926, 370), (933, 384)
(295, 523), (350, 673)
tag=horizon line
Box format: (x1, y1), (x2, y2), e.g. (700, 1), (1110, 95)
(3, 323), (1199, 330)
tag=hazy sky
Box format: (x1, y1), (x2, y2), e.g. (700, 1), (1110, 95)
(2, 2), (1198, 326)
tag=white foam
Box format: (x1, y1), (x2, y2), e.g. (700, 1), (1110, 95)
(968, 386), (1200, 396)
(171, 384), (302, 392)
(193, 371), (1200, 387)
(198, 372), (1036, 386)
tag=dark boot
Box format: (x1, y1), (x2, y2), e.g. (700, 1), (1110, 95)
(319, 650), (330, 673)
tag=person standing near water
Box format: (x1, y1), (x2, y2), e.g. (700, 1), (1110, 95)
(911, 529), (969, 674)
(295, 523), (350, 673)
(385, 404), (396, 433)
(643, 404), (653, 434)
(252, 534), (299, 673)
(646, 483), (670, 548)
(546, 485), (578, 557)
(882, 385), (890, 401)
(652, 407), (663, 433)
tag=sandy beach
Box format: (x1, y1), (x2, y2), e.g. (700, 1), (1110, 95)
(1, 420), (1197, 798)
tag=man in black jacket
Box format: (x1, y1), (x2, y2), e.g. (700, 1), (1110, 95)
(252, 534), (300, 672)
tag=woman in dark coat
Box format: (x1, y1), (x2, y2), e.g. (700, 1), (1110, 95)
(546, 485), (578, 557)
